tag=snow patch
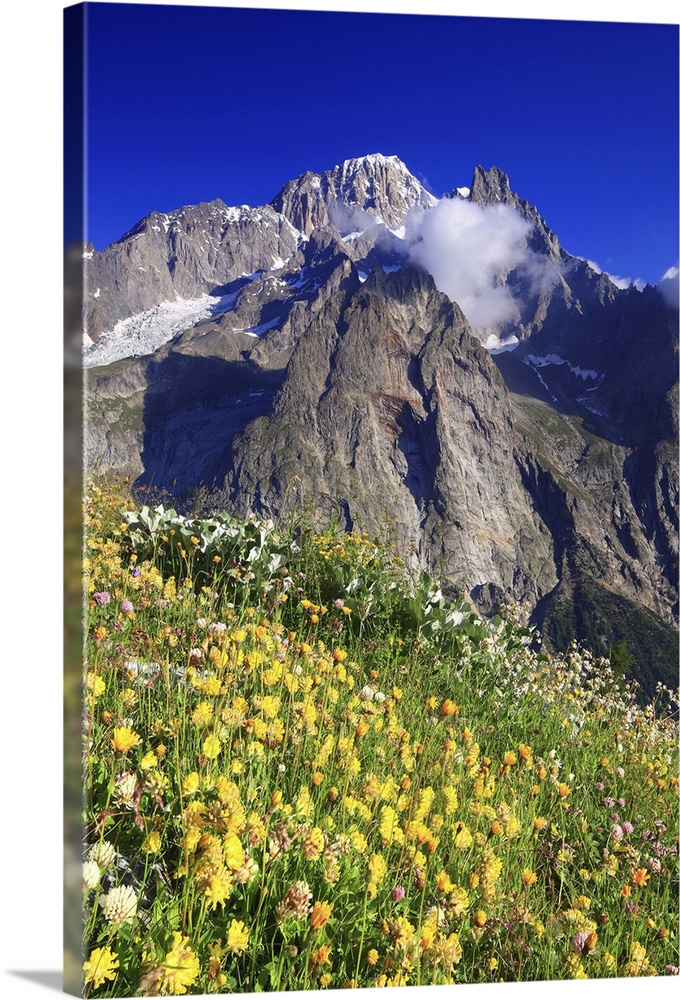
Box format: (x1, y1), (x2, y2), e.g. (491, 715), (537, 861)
(524, 353), (600, 380)
(456, 187), (471, 199)
(485, 334), (519, 354)
(246, 316), (280, 336)
(229, 316), (281, 338)
(577, 396), (606, 417)
(83, 292), (241, 368)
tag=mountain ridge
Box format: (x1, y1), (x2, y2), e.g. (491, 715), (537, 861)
(82, 152), (678, 692)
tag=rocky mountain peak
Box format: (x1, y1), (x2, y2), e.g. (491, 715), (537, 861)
(469, 165), (514, 206)
(271, 152), (436, 236)
(83, 152), (679, 697)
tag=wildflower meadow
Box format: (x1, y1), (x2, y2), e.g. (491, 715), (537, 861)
(81, 477), (679, 995)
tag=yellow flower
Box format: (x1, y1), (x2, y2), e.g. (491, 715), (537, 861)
(310, 901), (334, 929)
(223, 833), (245, 870)
(140, 750), (158, 770)
(302, 826), (325, 861)
(436, 870), (454, 893)
(153, 932), (200, 994)
(453, 823), (473, 850)
(191, 701), (214, 727)
(112, 726), (142, 753)
(142, 830), (162, 853)
(224, 919), (249, 955)
(260, 695), (280, 719)
(86, 673), (106, 697)
(366, 949), (379, 967)
(202, 733), (222, 759)
(379, 805), (400, 844)
(311, 944), (332, 967)
(182, 772), (200, 796)
(522, 869), (538, 886)
(83, 946), (119, 989)
(632, 868), (649, 887)
(204, 871), (233, 910)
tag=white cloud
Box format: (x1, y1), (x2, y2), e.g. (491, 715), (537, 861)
(329, 200), (380, 236)
(608, 274), (645, 291)
(583, 258), (644, 291)
(657, 265), (679, 311)
(404, 198), (556, 329)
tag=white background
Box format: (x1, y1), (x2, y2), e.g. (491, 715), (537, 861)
(1, 1), (677, 998)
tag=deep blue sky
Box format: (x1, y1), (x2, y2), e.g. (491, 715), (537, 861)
(82, 2), (679, 286)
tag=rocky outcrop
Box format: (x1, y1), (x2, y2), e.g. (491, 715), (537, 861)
(224, 266), (558, 608)
(82, 153), (678, 658)
(272, 153), (436, 235)
(84, 200), (303, 341)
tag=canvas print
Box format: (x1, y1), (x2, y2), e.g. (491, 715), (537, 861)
(66, 1), (679, 996)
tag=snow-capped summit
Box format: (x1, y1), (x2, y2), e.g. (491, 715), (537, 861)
(272, 152), (437, 236)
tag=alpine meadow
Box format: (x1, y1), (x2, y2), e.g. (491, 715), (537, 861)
(66, 3), (679, 997)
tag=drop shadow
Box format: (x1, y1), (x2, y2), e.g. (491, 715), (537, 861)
(9, 971), (63, 993)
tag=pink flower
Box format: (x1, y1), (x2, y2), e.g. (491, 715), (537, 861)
(390, 886), (406, 902)
(93, 591), (110, 605)
(120, 600), (134, 614)
(572, 932), (588, 955)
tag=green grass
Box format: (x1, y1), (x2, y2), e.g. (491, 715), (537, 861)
(81, 477), (679, 995)
(539, 576), (679, 703)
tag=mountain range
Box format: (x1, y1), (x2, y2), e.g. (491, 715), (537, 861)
(82, 153), (679, 697)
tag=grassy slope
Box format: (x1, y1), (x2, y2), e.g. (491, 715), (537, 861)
(80, 479), (679, 995)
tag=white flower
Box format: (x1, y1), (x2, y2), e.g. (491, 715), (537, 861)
(359, 685), (375, 701)
(82, 860), (101, 890)
(99, 884), (139, 926)
(88, 840), (116, 869)
(114, 772), (138, 809)
(374, 691), (386, 703)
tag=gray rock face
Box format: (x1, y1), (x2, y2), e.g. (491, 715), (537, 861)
(84, 200), (303, 341)
(224, 266), (557, 609)
(272, 153), (436, 235)
(82, 153), (678, 658)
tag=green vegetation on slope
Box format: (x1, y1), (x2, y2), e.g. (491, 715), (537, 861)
(81, 477), (679, 995)
(538, 576), (678, 705)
